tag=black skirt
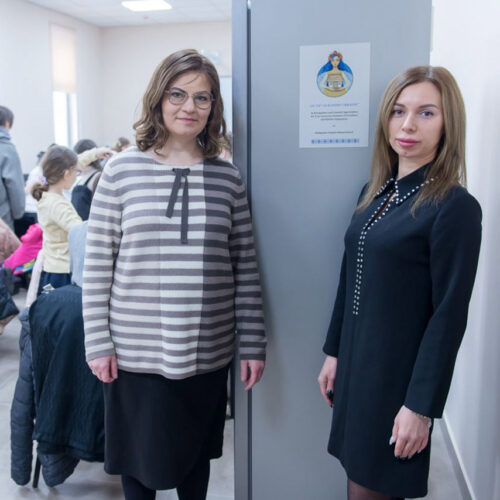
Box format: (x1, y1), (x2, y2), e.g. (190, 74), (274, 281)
(103, 364), (230, 490)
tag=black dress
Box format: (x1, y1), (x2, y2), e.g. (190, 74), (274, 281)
(323, 165), (482, 498)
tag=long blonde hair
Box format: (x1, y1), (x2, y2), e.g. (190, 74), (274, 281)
(358, 66), (466, 213)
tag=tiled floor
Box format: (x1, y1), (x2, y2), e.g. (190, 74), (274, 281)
(0, 290), (463, 499)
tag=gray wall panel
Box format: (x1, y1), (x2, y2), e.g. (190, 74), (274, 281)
(245, 1), (432, 499)
(232, 2), (250, 499)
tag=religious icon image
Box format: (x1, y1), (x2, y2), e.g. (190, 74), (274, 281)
(317, 50), (353, 97)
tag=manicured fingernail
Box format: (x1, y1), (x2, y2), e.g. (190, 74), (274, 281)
(389, 436), (395, 445)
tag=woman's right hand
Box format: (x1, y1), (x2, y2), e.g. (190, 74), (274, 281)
(88, 355), (118, 383)
(318, 355), (338, 407)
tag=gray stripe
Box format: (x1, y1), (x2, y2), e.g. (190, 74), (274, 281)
(117, 350), (233, 370)
(110, 316), (235, 331)
(114, 338), (234, 357)
(111, 327), (234, 343)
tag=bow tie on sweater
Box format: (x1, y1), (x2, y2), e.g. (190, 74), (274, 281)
(166, 168), (190, 244)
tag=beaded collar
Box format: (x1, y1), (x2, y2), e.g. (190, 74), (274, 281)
(375, 163), (434, 204)
(352, 163), (434, 316)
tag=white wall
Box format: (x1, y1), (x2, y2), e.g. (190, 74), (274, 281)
(0, 0), (231, 169)
(431, 2), (500, 499)
(0, 0), (101, 172)
(98, 21), (231, 146)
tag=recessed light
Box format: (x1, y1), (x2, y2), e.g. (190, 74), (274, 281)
(122, 0), (172, 12)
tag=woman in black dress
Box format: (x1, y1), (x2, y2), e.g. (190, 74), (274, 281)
(318, 66), (482, 499)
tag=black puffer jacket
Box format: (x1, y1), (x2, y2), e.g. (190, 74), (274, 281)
(10, 286), (104, 486)
(10, 308), (78, 486)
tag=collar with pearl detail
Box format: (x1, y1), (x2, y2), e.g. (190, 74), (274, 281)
(352, 163), (435, 316)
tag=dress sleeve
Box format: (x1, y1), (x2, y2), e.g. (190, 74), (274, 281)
(229, 169), (267, 361)
(323, 252), (347, 357)
(404, 190), (482, 418)
(82, 160), (122, 362)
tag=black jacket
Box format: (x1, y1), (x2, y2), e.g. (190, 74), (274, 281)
(30, 285), (104, 460)
(10, 308), (78, 486)
(10, 286), (104, 487)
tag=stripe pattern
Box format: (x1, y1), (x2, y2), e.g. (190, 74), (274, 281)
(83, 149), (266, 379)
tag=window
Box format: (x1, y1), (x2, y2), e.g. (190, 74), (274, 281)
(50, 24), (78, 146)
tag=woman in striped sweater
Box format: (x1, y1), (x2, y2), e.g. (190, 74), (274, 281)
(83, 50), (267, 500)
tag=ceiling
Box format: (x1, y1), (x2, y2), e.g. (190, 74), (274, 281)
(26, 0), (231, 27)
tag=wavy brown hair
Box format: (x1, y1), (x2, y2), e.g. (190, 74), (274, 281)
(134, 49), (229, 159)
(358, 66), (466, 213)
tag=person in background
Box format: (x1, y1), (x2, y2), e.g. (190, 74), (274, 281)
(318, 66), (482, 500)
(0, 106), (25, 231)
(71, 139), (113, 220)
(83, 49), (266, 500)
(31, 146), (82, 294)
(112, 136), (131, 153)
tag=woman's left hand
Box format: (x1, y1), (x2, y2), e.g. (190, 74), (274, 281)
(391, 405), (430, 459)
(240, 360), (265, 391)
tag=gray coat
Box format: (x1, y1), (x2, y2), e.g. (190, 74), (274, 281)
(0, 126), (25, 229)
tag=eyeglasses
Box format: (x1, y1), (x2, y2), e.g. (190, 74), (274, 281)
(165, 88), (214, 110)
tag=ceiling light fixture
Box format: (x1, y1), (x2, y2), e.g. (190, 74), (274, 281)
(122, 0), (172, 12)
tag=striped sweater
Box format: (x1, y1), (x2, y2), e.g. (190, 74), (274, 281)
(82, 149), (266, 379)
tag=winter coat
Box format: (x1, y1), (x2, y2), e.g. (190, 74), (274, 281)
(10, 286), (104, 487)
(30, 285), (105, 460)
(10, 308), (78, 487)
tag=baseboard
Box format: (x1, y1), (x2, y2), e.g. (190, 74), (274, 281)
(440, 415), (474, 500)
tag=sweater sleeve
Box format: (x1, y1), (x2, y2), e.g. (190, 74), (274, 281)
(1, 146), (25, 220)
(229, 169), (267, 360)
(323, 252), (347, 357)
(404, 190), (482, 418)
(77, 148), (99, 169)
(48, 197), (82, 232)
(82, 160), (122, 361)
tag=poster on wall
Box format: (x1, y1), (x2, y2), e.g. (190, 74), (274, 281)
(299, 42), (371, 148)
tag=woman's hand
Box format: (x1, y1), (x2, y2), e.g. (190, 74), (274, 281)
(318, 355), (337, 407)
(240, 360), (265, 391)
(391, 405), (430, 458)
(88, 355), (118, 383)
